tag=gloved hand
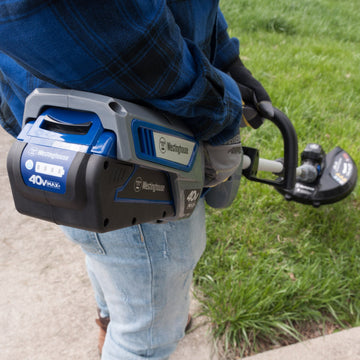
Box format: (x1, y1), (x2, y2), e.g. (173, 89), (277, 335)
(227, 58), (274, 128)
(204, 132), (243, 187)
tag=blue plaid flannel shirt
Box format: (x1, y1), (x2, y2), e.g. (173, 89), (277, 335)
(0, 0), (242, 144)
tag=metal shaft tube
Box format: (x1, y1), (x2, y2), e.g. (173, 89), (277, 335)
(242, 155), (284, 174)
(243, 155), (318, 184)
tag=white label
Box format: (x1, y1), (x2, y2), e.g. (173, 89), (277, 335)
(35, 161), (65, 178)
(153, 132), (195, 166)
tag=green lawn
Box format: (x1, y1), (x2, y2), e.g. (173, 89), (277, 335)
(193, 0), (360, 356)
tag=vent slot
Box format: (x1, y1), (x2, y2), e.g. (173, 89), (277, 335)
(138, 127), (155, 157)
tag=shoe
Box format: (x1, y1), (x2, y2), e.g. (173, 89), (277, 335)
(95, 309), (110, 356)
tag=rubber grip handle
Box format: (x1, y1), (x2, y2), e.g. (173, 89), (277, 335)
(243, 108), (298, 190)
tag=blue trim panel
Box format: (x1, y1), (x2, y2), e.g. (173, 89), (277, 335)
(131, 119), (198, 172)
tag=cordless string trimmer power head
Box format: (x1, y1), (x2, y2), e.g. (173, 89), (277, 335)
(275, 143), (357, 207)
(6, 89), (358, 232)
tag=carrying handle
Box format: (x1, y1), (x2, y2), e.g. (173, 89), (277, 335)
(242, 107), (298, 190)
(40, 114), (93, 135)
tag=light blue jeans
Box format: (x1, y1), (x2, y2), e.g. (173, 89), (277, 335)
(61, 199), (206, 360)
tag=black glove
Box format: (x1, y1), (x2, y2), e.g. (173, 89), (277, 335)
(227, 58), (274, 128)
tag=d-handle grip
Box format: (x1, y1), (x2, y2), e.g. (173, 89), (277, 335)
(242, 108), (298, 190)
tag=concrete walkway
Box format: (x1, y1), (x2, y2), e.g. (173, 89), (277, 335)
(1, 128), (359, 360)
(244, 327), (360, 360)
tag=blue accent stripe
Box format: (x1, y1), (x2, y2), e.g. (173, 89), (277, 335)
(113, 165), (138, 199)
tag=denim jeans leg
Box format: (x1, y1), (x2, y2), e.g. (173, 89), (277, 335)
(61, 199), (206, 360)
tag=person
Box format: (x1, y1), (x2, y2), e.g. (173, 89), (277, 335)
(0, 1), (272, 359)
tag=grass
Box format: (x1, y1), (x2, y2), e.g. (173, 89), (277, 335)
(193, 0), (360, 356)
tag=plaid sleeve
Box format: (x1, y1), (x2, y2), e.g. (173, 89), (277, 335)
(213, 9), (241, 71)
(0, 92), (21, 138)
(0, 1), (242, 144)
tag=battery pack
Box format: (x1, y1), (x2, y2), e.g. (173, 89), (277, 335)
(7, 89), (204, 232)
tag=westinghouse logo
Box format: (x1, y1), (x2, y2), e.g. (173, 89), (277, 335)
(158, 137), (189, 155)
(167, 142), (189, 155)
(134, 177), (165, 193)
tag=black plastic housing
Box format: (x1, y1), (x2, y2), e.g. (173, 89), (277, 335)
(7, 141), (175, 232)
(276, 147), (357, 207)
